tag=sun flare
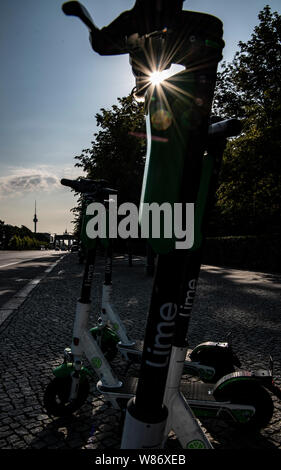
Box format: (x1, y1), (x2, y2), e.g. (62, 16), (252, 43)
(150, 70), (166, 85)
(149, 64), (185, 87)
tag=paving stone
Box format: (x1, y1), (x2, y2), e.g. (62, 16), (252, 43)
(23, 435), (35, 445)
(10, 422), (21, 430)
(7, 434), (21, 444)
(29, 426), (43, 435)
(0, 430), (13, 439)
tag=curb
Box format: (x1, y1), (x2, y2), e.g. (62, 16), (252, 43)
(0, 255), (65, 328)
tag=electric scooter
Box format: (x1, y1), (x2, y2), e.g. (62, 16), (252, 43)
(44, 0), (281, 449)
(43, 178), (140, 417)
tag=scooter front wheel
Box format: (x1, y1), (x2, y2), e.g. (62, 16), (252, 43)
(44, 376), (90, 417)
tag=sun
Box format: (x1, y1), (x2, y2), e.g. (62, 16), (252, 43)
(149, 65), (185, 87)
(149, 70), (166, 86)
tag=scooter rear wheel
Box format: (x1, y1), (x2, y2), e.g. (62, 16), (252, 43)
(214, 381), (274, 430)
(44, 376), (90, 417)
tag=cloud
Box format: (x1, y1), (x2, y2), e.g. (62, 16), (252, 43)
(0, 168), (61, 199)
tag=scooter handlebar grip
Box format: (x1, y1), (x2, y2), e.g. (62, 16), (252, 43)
(60, 178), (76, 189)
(62, 1), (100, 33)
(208, 118), (242, 139)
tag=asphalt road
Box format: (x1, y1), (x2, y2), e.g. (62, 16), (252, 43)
(0, 250), (63, 308)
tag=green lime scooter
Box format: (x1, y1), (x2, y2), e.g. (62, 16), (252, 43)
(43, 0), (281, 450)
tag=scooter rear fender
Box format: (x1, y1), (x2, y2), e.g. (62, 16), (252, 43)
(214, 370), (270, 395)
(189, 341), (241, 367)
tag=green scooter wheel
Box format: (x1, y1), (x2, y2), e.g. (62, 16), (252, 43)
(214, 381), (274, 430)
(44, 376), (90, 417)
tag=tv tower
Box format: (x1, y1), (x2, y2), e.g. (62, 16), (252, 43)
(33, 201), (38, 233)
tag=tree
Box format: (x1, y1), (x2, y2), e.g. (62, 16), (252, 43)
(210, 5), (281, 235)
(0, 220), (5, 249)
(213, 5), (281, 120)
(0, 221), (47, 250)
(214, 123), (281, 235)
(8, 235), (21, 250)
(72, 94), (146, 236)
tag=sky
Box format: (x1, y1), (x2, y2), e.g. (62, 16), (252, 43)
(1, 0), (280, 236)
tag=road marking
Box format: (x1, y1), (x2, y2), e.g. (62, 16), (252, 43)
(0, 253), (62, 269)
(0, 254), (65, 328)
(0, 261), (27, 269)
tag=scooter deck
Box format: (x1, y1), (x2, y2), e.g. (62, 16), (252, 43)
(119, 340), (194, 362)
(97, 376), (137, 410)
(181, 380), (215, 402)
(97, 375), (138, 395)
(97, 375), (258, 425)
(97, 375), (215, 405)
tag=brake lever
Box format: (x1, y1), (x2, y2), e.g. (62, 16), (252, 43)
(62, 1), (98, 33)
(126, 27), (169, 52)
(144, 27), (169, 40)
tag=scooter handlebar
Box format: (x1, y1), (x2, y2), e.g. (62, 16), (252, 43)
(62, 1), (186, 56)
(62, 1), (99, 33)
(60, 178), (117, 198)
(61, 178), (76, 189)
(208, 118), (242, 139)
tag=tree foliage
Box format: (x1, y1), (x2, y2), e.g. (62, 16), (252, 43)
(75, 95), (146, 203)
(211, 5), (281, 235)
(0, 221), (48, 250)
(213, 5), (281, 120)
(72, 95), (146, 236)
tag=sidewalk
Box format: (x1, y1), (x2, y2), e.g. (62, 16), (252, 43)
(0, 253), (280, 449)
